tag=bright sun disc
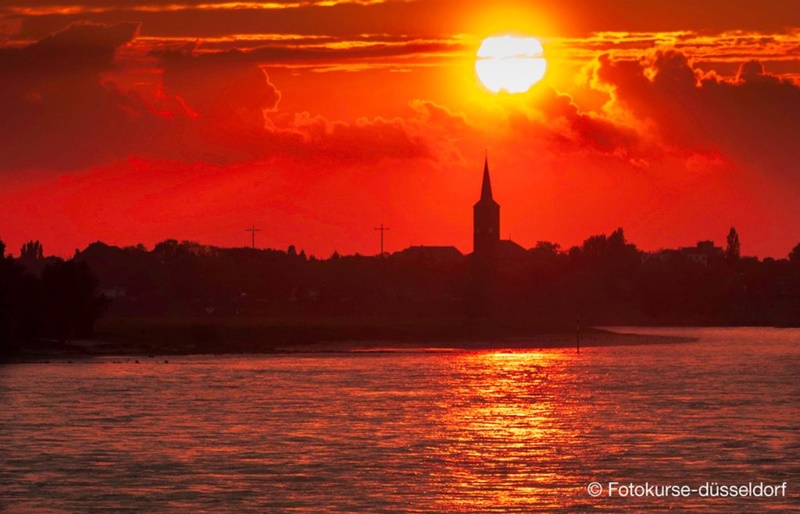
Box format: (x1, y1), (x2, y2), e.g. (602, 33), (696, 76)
(476, 35), (546, 93)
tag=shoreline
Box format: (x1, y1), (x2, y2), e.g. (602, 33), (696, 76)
(1, 327), (697, 363)
(271, 330), (697, 353)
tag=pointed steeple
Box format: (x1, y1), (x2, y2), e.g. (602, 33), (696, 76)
(480, 152), (495, 203)
(473, 151), (500, 256)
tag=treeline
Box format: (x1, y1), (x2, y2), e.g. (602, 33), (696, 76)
(64, 229), (800, 324)
(4, 228), (800, 352)
(71, 239), (467, 319)
(0, 240), (108, 354)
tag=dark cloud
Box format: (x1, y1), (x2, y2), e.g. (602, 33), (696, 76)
(243, 39), (465, 64)
(491, 86), (650, 168)
(149, 45), (437, 164)
(593, 48), (800, 178)
(0, 20), (138, 79)
(267, 112), (433, 163)
(410, 100), (470, 133)
(736, 59), (781, 84)
(141, 34), (467, 72)
(7, 2), (454, 42)
(3, 20), (138, 72)
(0, 22), (165, 170)
(7, 0), (800, 44)
(537, 87), (643, 157)
(0, 17), (23, 42)
(0, 23), (445, 171)
(157, 47), (280, 122)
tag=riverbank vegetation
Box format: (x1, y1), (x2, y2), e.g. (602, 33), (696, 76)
(2, 228), (800, 358)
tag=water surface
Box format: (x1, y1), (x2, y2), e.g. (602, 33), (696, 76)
(1, 327), (798, 512)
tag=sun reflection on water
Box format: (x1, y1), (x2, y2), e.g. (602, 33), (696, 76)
(428, 350), (589, 511)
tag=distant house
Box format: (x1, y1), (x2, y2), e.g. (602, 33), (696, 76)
(641, 250), (671, 264)
(680, 240), (723, 267)
(642, 240), (724, 267)
(391, 245), (464, 266)
(497, 239), (528, 261)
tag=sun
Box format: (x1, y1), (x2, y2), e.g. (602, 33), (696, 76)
(475, 35), (547, 94)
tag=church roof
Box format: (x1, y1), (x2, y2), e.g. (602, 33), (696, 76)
(391, 245), (465, 265)
(497, 239), (528, 257)
(475, 155), (499, 207)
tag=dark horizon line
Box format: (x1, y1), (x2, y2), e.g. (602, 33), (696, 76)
(5, 229), (791, 263)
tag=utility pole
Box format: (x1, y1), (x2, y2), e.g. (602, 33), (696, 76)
(245, 225), (262, 249)
(374, 223), (390, 256)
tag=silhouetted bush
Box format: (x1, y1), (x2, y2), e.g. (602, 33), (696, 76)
(0, 239), (109, 355)
(41, 260), (109, 343)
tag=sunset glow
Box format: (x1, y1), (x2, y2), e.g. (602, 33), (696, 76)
(476, 35), (547, 93)
(1, 1), (800, 258)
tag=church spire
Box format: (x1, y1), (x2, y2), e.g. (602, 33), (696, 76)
(473, 151), (500, 256)
(480, 152), (494, 202)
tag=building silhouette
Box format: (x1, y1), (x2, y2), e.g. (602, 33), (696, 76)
(473, 155), (500, 258)
(472, 156), (527, 269)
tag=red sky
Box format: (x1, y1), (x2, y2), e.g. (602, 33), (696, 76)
(2, 0), (800, 258)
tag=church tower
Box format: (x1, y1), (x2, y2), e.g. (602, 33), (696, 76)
(473, 155), (500, 257)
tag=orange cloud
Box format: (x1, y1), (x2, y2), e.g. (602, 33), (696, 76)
(0, 24), (463, 171)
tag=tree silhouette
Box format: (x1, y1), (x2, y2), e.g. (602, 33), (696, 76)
(41, 260), (108, 344)
(789, 242), (800, 264)
(1, 239), (42, 355)
(531, 241), (561, 257)
(6, 224), (800, 353)
(20, 240), (44, 261)
(725, 227), (741, 264)
(0, 240), (15, 353)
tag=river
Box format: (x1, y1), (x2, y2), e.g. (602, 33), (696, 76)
(1, 327), (798, 512)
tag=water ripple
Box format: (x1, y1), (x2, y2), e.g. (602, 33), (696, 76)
(1, 328), (799, 512)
